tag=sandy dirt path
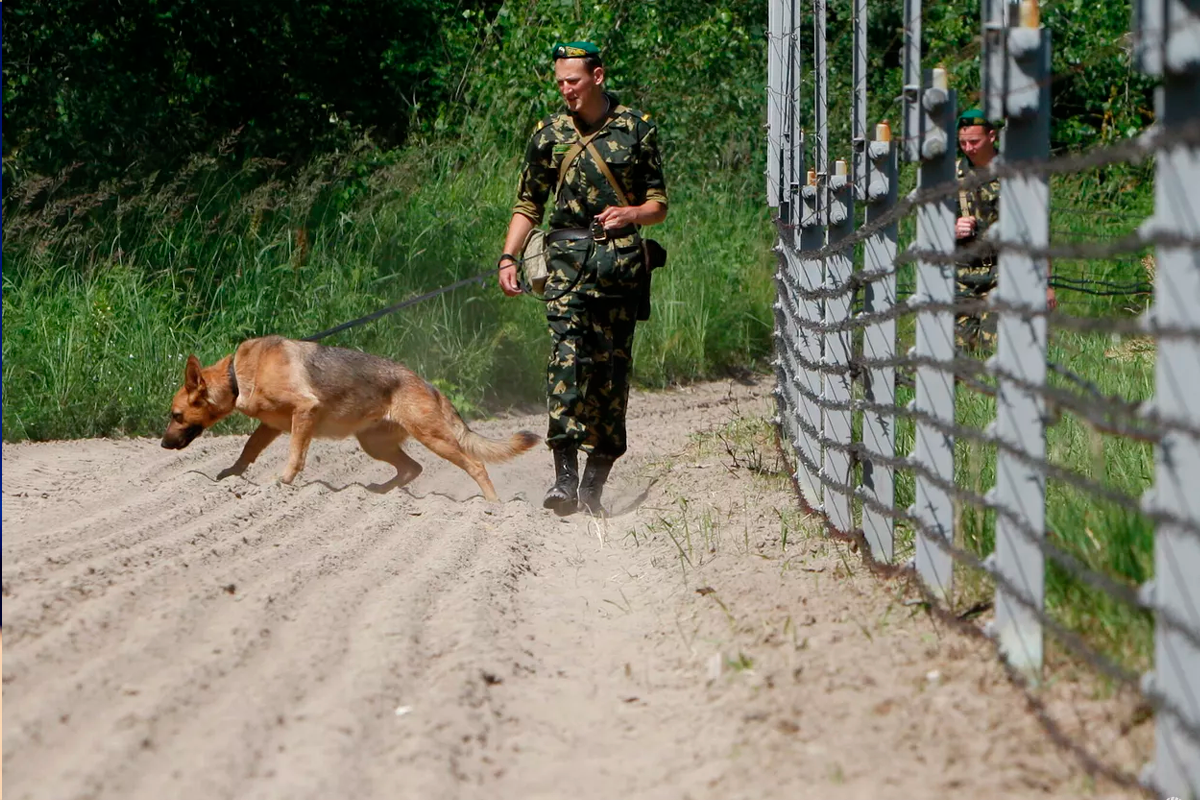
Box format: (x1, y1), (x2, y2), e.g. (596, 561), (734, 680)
(2, 378), (1150, 800)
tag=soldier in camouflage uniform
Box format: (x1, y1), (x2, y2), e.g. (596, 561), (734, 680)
(954, 110), (1055, 350)
(955, 109), (1002, 350)
(497, 41), (668, 515)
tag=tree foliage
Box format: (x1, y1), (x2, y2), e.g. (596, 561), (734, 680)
(2, 0), (1158, 199)
(2, 0), (501, 184)
(811, 0), (1155, 153)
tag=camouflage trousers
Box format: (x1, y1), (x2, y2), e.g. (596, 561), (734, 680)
(545, 293), (638, 457)
(543, 237), (645, 458)
(955, 261), (997, 352)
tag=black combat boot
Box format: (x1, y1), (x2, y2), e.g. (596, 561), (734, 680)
(543, 446), (579, 514)
(578, 454), (615, 515)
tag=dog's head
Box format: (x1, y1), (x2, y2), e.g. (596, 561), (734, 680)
(161, 355), (226, 449)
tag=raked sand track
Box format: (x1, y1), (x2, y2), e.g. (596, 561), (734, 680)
(2, 377), (1151, 799)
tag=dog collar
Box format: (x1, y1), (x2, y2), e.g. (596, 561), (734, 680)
(228, 355), (240, 400)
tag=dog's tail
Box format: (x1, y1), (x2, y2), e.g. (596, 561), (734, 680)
(438, 393), (541, 463)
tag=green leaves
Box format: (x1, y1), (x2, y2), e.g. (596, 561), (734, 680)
(2, 0), (505, 185)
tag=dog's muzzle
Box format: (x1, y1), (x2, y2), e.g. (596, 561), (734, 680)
(161, 424), (205, 450)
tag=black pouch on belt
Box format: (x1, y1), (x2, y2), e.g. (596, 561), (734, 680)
(643, 239), (667, 270)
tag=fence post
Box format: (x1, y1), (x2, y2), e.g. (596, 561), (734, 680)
(824, 160), (854, 534)
(901, 0), (923, 164)
(852, 0), (868, 202)
(980, 0), (1008, 123)
(780, 0), (821, 506)
(774, 224), (801, 472)
(796, 165), (826, 510)
(789, 0), (803, 213)
(903, 0), (958, 598)
(805, 0), (831, 517)
(767, 0), (785, 211)
(813, 0), (828, 181)
(1135, 0), (1200, 794)
(908, 65), (958, 602)
(861, 122), (899, 563)
(986, 0), (1051, 683)
(768, 0), (795, 479)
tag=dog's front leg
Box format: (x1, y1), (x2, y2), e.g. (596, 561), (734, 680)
(218, 423), (282, 480)
(280, 409), (317, 484)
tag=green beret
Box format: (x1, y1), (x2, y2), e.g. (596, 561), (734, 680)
(552, 41), (602, 62)
(957, 109), (996, 130)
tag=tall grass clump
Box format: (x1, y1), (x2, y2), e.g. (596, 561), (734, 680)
(3, 0), (775, 442)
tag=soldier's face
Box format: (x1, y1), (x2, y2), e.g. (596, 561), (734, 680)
(958, 125), (997, 167)
(554, 59), (604, 114)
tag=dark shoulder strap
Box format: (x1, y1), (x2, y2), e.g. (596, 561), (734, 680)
(554, 106), (625, 199)
(585, 141), (630, 207)
(555, 131), (602, 197)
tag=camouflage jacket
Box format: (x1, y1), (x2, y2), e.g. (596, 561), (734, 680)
(956, 156), (999, 241)
(513, 93), (668, 230)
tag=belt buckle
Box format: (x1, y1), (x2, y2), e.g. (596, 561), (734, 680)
(591, 218), (608, 243)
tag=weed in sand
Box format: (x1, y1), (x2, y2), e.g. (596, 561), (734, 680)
(726, 651), (755, 673)
(603, 587), (634, 616)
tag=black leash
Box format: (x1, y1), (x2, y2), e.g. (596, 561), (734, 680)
(303, 267), (500, 342)
(301, 248), (596, 342)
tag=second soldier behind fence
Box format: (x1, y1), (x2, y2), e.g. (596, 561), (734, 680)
(955, 109), (1055, 350)
(955, 109), (1002, 350)
(496, 40), (668, 516)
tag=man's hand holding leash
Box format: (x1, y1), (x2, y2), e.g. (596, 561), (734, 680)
(498, 213), (535, 296)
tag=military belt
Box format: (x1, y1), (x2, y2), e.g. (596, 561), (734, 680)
(546, 225), (637, 244)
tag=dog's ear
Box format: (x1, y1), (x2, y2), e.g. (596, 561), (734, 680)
(184, 355), (206, 394)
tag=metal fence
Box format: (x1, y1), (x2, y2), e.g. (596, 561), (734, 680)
(765, 0), (1200, 796)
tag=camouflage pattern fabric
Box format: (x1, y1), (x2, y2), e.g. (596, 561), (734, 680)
(513, 93), (667, 301)
(956, 156), (1000, 351)
(513, 93), (667, 456)
(544, 269), (638, 457)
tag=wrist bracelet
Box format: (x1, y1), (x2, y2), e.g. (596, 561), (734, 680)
(498, 253), (518, 266)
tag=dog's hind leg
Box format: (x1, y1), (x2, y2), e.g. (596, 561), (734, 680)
(410, 428), (500, 502)
(356, 426), (423, 491)
(218, 423), (282, 480)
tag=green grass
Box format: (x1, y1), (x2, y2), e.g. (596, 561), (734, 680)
(2, 141), (776, 442)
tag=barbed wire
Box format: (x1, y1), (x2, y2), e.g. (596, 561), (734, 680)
(772, 306), (1200, 538)
(778, 208), (1172, 309)
(774, 347), (1200, 653)
(770, 416), (1156, 792)
(771, 409), (1200, 749)
(1049, 279), (1154, 296)
(774, 273), (1200, 442)
(899, 228), (1180, 270)
(767, 13), (1200, 789)
(774, 427), (1200, 755)
(882, 276), (1152, 300)
(778, 340), (1192, 555)
(774, 118), (1200, 268)
(776, 277), (1200, 345)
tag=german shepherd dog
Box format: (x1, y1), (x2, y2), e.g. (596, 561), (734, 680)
(161, 336), (540, 501)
